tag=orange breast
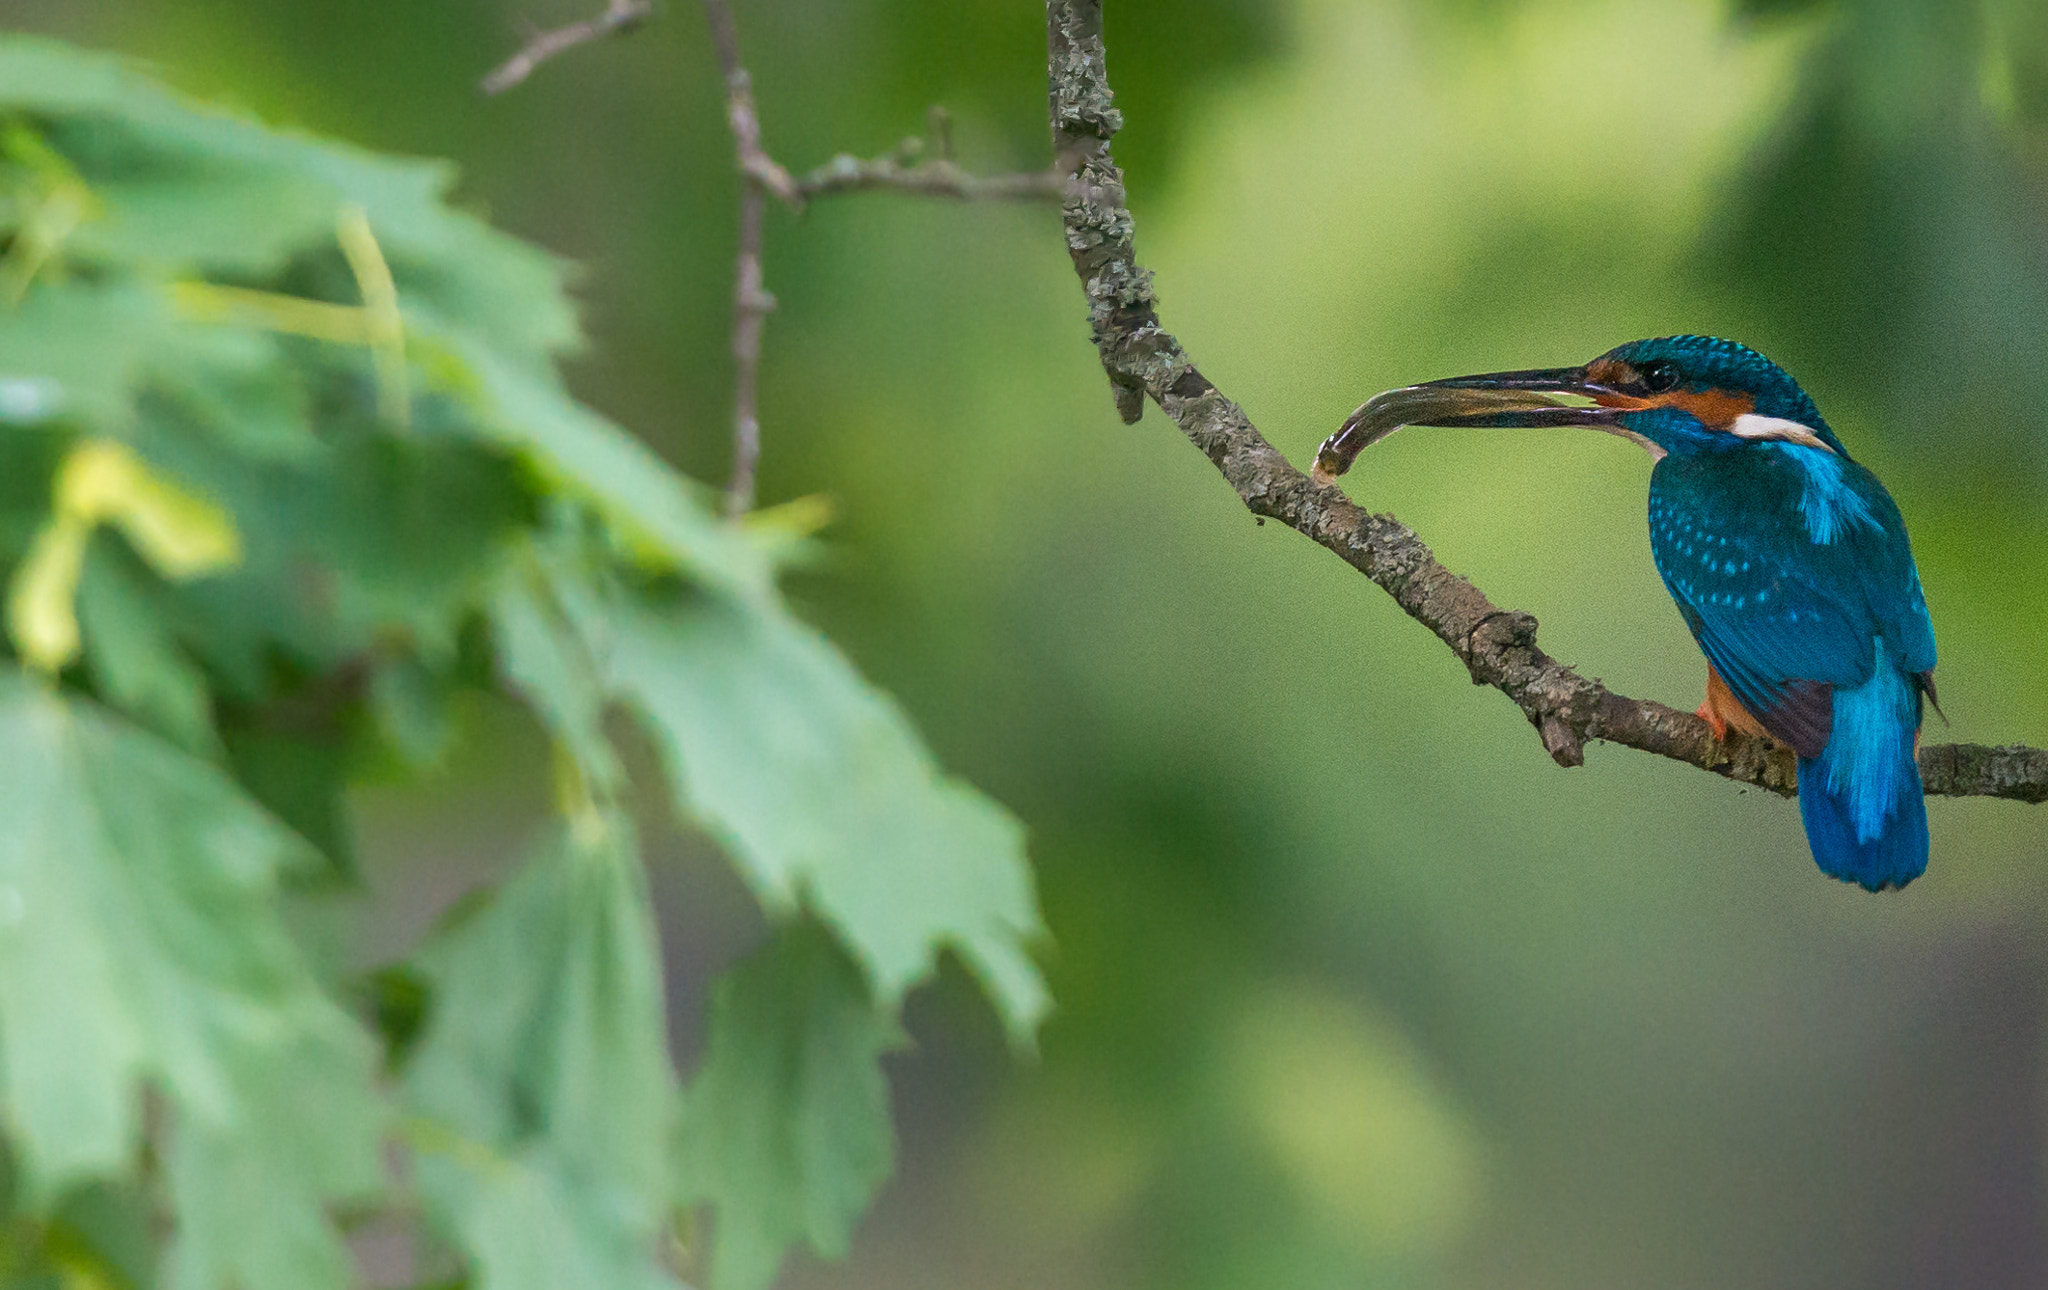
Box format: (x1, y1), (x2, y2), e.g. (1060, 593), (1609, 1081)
(1703, 665), (1771, 740)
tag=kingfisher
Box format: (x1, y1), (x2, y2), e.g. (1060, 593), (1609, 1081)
(1316, 336), (1937, 890)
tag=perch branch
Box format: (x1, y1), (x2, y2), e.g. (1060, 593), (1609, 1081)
(481, 0), (653, 95)
(1045, 0), (2046, 804)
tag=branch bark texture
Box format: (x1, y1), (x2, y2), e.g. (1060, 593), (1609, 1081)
(1045, 0), (2046, 805)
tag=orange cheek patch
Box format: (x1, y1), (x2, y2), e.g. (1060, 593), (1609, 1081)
(1660, 388), (1754, 427)
(1584, 371), (1756, 429)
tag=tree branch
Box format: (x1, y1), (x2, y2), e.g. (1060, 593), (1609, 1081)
(1044, 0), (2046, 805)
(480, 0), (653, 96)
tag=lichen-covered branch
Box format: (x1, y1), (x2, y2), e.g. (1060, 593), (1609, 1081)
(480, 0), (653, 95)
(1044, 0), (2046, 805)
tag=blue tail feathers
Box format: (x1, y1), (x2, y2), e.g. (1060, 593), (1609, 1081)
(1794, 657), (1928, 891)
(1797, 753), (1928, 890)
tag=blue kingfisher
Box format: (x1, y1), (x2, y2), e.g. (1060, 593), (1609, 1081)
(1318, 336), (1938, 890)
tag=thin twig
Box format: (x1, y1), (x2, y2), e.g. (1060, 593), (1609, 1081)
(1045, 0), (2046, 804)
(796, 108), (1061, 202)
(796, 152), (1064, 202)
(480, 0), (653, 95)
(701, 0), (790, 518)
(700, 0), (800, 205)
(723, 179), (770, 519)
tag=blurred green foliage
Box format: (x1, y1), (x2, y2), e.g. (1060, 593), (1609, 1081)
(0, 1), (2043, 1289)
(0, 35), (1042, 1290)
(1712, 0), (2048, 481)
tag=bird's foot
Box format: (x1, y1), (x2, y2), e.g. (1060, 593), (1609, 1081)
(1695, 699), (1730, 742)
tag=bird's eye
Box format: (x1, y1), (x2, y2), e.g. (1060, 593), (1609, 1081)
(1641, 360), (1681, 393)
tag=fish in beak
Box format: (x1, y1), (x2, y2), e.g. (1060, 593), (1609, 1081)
(1313, 366), (1627, 484)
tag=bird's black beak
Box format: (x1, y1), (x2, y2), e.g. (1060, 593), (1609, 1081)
(1314, 365), (1624, 483)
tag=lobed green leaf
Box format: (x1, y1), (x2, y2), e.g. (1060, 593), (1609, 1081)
(404, 814), (679, 1290)
(0, 676), (382, 1290)
(675, 923), (901, 1290)
(604, 589), (1048, 1038)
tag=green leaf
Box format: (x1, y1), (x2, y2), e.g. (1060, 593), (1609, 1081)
(218, 728), (355, 879)
(490, 569), (622, 797)
(0, 676), (382, 1290)
(50, 1177), (157, 1290)
(0, 281), (175, 431)
(74, 534), (216, 756)
(675, 923), (901, 1290)
(369, 656), (460, 771)
(0, 1168), (159, 1290)
(0, 37), (129, 113)
(165, 1036), (382, 1290)
(424, 1149), (677, 1290)
(140, 425), (531, 690)
(441, 340), (769, 598)
(145, 326), (319, 462)
(360, 964), (430, 1076)
(0, 36), (578, 365)
(404, 814), (679, 1290)
(0, 35), (1054, 1290)
(603, 589), (1048, 1038)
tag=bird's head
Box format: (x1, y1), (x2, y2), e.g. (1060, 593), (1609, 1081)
(1316, 335), (1847, 482)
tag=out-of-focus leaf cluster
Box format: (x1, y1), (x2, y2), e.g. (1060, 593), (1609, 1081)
(0, 35), (1042, 1290)
(1713, 0), (2048, 482)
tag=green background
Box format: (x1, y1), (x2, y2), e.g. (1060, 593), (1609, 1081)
(9, 0), (2048, 1285)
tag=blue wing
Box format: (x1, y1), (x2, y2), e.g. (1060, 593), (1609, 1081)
(1856, 486), (1937, 678)
(1647, 446), (1931, 758)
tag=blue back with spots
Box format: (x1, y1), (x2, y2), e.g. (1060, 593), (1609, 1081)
(1641, 422), (1933, 702)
